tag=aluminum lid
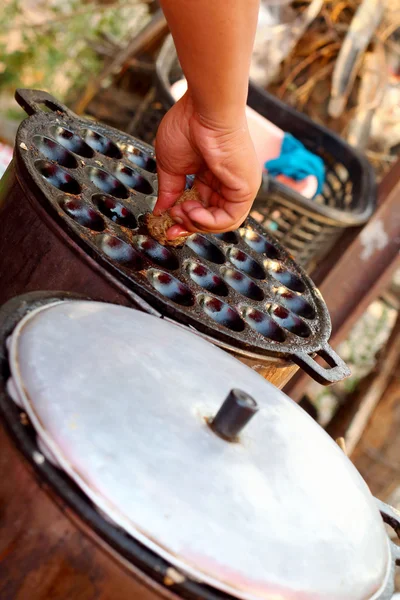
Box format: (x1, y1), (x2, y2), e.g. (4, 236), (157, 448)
(8, 300), (390, 600)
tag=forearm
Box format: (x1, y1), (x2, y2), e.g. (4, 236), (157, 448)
(159, 0), (259, 128)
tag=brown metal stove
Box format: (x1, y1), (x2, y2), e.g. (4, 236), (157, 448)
(0, 89), (350, 388)
(0, 292), (398, 600)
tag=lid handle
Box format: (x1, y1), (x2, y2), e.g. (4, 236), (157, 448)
(15, 89), (73, 117)
(209, 389), (259, 441)
(376, 498), (400, 564)
(291, 344), (351, 385)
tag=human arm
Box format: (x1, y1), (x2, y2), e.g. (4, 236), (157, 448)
(153, 0), (262, 237)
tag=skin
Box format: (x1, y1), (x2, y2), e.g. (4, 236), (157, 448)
(154, 0), (262, 239)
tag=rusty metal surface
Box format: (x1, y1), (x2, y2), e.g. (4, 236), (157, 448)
(321, 165), (400, 349)
(284, 157), (400, 400)
(0, 421), (183, 600)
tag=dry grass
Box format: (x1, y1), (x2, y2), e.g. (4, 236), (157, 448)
(267, 0), (400, 177)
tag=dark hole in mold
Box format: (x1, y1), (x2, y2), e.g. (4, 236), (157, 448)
(126, 146), (157, 173)
(93, 194), (137, 228)
(276, 290), (315, 319)
(36, 160), (81, 195)
(114, 165), (153, 195)
(187, 263), (229, 296)
(270, 268), (306, 293)
(222, 268), (264, 301)
(214, 232), (239, 244)
(241, 307), (286, 342)
(266, 260), (306, 293)
(97, 235), (143, 270)
(199, 295), (245, 332)
(60, 198), (104, 231)
(270, 305), (311, 338)
(228, 248), (265, 280)
(50, 126), (94, 158)
(33, 136), (78, 169)
(87, 167), (129, 199)
(241, 229), (280, 259)
(133, 236), (179, 270)
(147, 270), (194, 306)
(185, 175), (195, 190)
(186, 235), (225, 265)
(82, 129), (122, 159)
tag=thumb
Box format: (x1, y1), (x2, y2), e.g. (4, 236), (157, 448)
(153, 165), (186, 216)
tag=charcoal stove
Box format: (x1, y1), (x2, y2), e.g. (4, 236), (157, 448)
(0, 292), (398, 600)
(0, 89), (350, 387)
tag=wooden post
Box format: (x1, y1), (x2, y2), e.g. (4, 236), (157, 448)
(351, 359), (400, 500)
(284, 158), (400, 403)
(326, 314), (400, 457)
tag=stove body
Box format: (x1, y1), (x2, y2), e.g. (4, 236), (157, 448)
(0, 293), (399, 600)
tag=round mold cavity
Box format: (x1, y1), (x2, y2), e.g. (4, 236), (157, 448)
(87, 167), (129, 199)
(35, 160), (81, 195)
(125, 146), (157, 173)
(187, 262), (229, 296)
(114, 164), (153, 195)
(227, 248), (265, 280)
(241, 307), (286, 342)
(97, 235), (143, 270)
(185, 175), (195, 189)
(186, 235), (225, 265)
(269, 304), (311, 338)
(221, 267), (264, 301)
(266, 260), (306, 293)
(33, 136), (78, 169)
(60, 198), (105, 231)
(214, 231), (239, 244)
(147, 270), (194, 306)
(198, 295), (245, 332)
(133, 236), (179, 270)
(49, 126), (94, 158)
(241, 229), (280, 259)
(93, 194), (137, 228)
(275, 288), (316, 319)
(81, 129), (122, 159)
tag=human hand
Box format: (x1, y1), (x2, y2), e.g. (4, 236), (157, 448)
(153, 92), (262, 240)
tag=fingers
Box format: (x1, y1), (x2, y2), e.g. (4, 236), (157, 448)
(170, 194), (250, 232)
(167, 200), (250, 239)
(166, 224), (190, 240)
(153, 165), (187, 216)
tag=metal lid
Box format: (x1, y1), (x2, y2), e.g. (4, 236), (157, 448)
(8, 300), (389, 600)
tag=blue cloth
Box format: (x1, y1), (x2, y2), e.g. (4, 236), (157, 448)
(265, 133), (325, 197)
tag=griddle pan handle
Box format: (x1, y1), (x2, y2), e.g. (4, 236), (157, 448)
(291, 344), (351, 385)
(15, 89), (73, 118)
(376, 498), (400, 569)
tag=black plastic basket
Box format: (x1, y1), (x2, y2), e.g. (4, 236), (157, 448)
(131, 34), (376, 271)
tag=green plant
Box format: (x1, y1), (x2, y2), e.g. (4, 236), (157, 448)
(0, 0), (149, 119)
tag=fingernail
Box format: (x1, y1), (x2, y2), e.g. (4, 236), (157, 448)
(167, 230), (189, 240)
(173, 216), (183, 224)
